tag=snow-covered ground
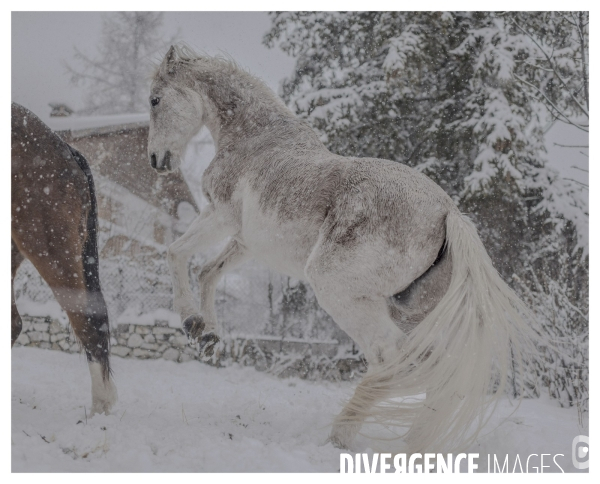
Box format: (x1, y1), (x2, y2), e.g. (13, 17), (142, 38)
(12, 347), (587, 473)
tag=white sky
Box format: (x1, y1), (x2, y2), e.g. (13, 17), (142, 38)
(11, 12), (296, 121)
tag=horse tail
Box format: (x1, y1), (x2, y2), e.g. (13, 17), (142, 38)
(356, 210), (538, 453)
(69, 146), (102, 293)
(68, 145), (112, 381)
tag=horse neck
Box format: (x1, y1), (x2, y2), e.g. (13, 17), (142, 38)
(193, 70), (295, 153)
(199, 95), (225, 149)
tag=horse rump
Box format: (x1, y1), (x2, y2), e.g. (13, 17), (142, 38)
(348, 211), (539, 453)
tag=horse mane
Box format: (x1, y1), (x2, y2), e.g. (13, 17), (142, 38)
(153, 43), (290, 118)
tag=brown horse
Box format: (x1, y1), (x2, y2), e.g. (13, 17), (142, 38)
(11, 102), (117, 415)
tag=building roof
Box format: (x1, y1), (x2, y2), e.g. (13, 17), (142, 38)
(46, 112), (149, 133)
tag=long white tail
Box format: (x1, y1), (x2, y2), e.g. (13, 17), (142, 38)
(349, 210), (539, 453)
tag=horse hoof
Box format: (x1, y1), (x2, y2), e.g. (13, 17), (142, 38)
(328, 423), (357, 450)
(198, 333), (220, 359)
(182, 315), (205, 341)
(327, 435), (350, 450)
(90, 391), (117, 416)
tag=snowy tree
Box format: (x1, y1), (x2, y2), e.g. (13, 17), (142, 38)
(65, 12), (177, 115)
(506, 12), (588, 133)
(265, 11), (588, 406)
(265, 11), (588, 259)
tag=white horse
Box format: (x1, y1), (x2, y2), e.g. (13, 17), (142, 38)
(147, 45), (536, 453)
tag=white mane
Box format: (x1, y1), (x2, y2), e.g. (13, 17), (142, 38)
(155, 44), (290, 116)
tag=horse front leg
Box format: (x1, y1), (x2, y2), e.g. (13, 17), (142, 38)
(185, 239), (249, 357)
(167, 208), (235, 341)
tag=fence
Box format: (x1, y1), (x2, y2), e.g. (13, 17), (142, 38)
(13, 219), (356, 381)
(14, 218), (349, 343)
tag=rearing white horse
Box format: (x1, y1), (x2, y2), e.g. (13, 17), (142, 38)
(148, 45), (536, 453)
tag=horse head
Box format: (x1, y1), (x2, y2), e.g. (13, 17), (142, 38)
(148, 45), (205, 174)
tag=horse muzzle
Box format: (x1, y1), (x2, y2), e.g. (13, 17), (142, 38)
(150, 150), (173, 174)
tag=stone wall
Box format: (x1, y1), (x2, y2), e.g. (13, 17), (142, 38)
(14, 315), (366, 381)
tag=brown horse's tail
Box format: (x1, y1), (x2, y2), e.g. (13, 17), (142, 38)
(68, 145), (112, 381)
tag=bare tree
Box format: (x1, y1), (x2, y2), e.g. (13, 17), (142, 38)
(65, 12), (177, 115)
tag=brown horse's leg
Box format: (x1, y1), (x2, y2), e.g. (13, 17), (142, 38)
(14, 225), (116, 414)
(11, 239), (25, 346)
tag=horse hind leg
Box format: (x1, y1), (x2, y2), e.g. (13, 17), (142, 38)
(11, 239), (25, 346)
(307, 262), (408, 448)
(58, 277), (117, 416)
(83, 292), (117, 416)
(87, 360), (117, 416)
(320, 294), (405, 449)
(28, 232), (116, 415)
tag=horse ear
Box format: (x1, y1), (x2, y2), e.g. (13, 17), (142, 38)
(160, 45), (178, 76)
(165, 45), (176, 65)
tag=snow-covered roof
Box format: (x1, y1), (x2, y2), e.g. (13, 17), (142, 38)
(45, 112), (149, 133)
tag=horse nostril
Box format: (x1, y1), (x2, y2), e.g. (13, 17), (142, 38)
(163, 151), (172, 171)
(150, 153), (157, 169)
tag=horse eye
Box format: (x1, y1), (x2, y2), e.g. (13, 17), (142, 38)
(150, 97), (160, 107)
